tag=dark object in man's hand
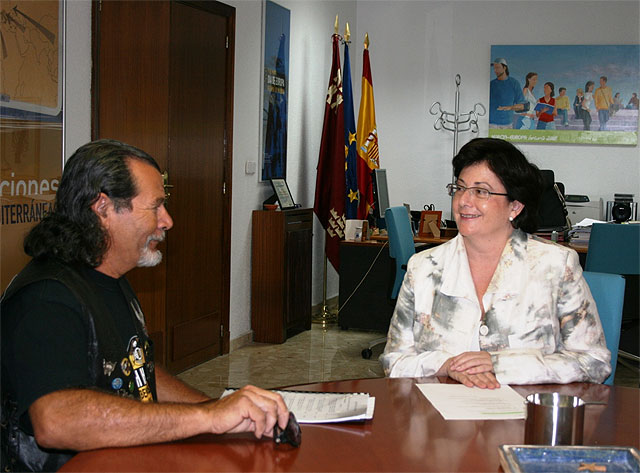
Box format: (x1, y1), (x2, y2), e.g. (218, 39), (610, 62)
(273, 412), (301, 447)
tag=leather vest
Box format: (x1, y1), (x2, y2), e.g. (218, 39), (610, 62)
(1, 259), (157, 472)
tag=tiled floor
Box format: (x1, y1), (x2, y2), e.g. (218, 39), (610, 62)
(178, 324), (639, 398)
(178, 325), (385, 399)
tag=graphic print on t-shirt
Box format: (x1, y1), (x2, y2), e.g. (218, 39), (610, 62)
(127, 335), (154, 403)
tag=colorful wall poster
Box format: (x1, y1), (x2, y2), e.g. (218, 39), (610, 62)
(261, 0), (290, 181)
(488, 45), (639, 145)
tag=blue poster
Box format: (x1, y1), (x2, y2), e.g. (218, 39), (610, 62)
(262, 0), (290, 180)
(488, 45), (639, 145)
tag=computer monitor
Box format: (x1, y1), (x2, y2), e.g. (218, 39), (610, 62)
(372, 168), (390, 229)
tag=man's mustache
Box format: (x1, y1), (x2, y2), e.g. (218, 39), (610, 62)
(146, 232), (165, 244)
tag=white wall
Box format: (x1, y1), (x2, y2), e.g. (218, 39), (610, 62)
(210, 0), (357, 339)
(64, 0), (639, 345)
(356, 0), (640, 218)
(64, 1), (92, 158)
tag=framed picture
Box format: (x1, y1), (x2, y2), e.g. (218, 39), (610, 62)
(418, 210), (442, 238)
(260, 0), (290, 181)
(488, 44), (639, 146)
(270, 178), (296, 210)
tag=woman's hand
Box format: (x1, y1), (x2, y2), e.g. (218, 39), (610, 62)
(447, 369), (500, 389)
(441, 351), (501, 389)
(449, 351), (494, 374)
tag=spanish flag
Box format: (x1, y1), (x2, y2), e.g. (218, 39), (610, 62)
(356, 33), (380, 220)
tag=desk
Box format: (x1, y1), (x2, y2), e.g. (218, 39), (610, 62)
(372, 231), (588, 254)
(60, 378), (638, 472)
(371, 228), (457, 246)
(338, 241), (396, 331)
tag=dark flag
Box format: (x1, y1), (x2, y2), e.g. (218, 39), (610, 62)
(263, 33), (288, 180)
(314, 32), (345, 271)
(356, 34), (380, 220)
(343, 37), (359, 220)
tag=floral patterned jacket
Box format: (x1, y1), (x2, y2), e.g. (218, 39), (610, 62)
(380, 229), (611, 384)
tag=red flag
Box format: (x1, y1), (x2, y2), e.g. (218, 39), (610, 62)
(356, 40), (380, 220)
(314, 33), (345, 272)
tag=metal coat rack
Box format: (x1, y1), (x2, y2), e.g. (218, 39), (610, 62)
(429, 74), (486, 217)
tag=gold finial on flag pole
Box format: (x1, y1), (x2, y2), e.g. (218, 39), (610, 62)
(334, 15), (339, 34)
(344, 22), (351, 42)
(364, 32), (369, 49)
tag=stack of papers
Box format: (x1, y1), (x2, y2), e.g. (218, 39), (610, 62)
(221, 388), (375, 424)
(416, 384), (526, 420)
(568, 218), (606, 246)
(569, 226), (592, 246)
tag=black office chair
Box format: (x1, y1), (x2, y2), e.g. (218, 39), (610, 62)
(537, 169), (570, 230)
(362, 206), (415, 359)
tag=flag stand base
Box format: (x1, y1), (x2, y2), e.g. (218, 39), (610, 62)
(312, 304), (337, 327)
(312, 255), (337, 327)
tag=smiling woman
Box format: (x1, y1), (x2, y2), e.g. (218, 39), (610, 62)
(380, 138), (612, 388)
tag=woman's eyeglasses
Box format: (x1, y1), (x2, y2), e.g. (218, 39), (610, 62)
(446, 183), (508, 200)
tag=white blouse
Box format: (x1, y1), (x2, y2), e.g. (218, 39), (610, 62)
(380, 229), (611, 385)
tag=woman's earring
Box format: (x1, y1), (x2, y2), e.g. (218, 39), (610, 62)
(509, 216), (514, 222)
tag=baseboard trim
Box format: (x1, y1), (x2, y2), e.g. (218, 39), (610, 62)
(230, 331), (253, 352)
(231, 297), (340, 352)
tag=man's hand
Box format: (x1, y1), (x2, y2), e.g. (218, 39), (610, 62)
(205, 385), (289, 439)
(30, 385), (289, 451)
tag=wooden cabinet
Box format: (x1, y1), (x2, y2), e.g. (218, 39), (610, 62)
(251, 209), (313, 343)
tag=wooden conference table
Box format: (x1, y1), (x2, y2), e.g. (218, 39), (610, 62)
(60, 377), (639, 472)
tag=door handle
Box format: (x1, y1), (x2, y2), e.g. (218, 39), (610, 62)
(162, 171), (174, 200)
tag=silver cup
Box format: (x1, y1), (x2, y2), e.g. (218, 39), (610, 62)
(524, 392), (585, 446)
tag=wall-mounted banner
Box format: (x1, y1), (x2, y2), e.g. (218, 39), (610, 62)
(488, 45), (639, 146)
(261, 0), (290, 181)
(0, 0), (64, 291)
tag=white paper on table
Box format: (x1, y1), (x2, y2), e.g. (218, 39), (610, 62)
(416, 384), (526, 420)
(221, 388), (375, 424)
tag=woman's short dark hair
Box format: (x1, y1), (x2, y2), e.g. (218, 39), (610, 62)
(545, 82), (555, 98)
(24, 139), (161, 266)
(452, 138), (543, 233)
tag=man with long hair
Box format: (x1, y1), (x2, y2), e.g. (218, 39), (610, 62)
(1, 140), (289, 472)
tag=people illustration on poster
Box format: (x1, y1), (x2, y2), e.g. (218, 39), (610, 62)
(488, 45), (639, 145)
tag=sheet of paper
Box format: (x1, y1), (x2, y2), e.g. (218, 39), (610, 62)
(574, 217), (607, 227)
(221, 389), (375, 424)
(416, 383), (526, 420)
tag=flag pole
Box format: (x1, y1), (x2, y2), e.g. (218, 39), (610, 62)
(313, 250), (337, 327)
(312, 15), (343, 327)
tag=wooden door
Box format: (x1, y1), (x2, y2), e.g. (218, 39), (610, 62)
(92, 0), (171, 363)
(92, 0), (234, 371)
(165, 1), (233, 372)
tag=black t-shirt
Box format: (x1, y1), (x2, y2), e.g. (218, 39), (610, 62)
(1, 267), (138, 433)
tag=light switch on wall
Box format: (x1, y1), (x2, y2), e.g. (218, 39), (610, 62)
(245, 161), (257, 174)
